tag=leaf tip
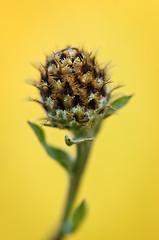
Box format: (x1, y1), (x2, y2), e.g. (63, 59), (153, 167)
(28, 120), (32, 126)
(65, 135), (73, 146)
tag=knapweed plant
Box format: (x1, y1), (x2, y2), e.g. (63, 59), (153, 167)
(28, 47), (131, 240)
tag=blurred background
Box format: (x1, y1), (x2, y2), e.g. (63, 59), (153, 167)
(0, 0), (159, 239)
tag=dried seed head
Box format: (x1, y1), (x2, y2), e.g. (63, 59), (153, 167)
(33, 47), (112, 129)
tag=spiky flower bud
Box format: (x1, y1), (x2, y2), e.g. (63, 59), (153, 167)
(29, 47), (131, 240)
(34, 47), (111, 130)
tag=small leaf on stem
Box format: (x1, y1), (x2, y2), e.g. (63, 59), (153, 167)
(65, 135), (94, 146)
(71, 200), (87, 232)
(28, 122), (73, 172)
(62, 200), (87, 234)
(104, 95), (132, 118)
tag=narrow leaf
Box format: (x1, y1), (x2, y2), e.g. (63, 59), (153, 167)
(71, 200), (87, 232)
(28, 122), (73, 172)
(104, 95), (132, 118)
(28, 121), (45, 143)
(65, 135), (94, 146)
(44, 144), (73, 171)
(62, 200), (87, 235)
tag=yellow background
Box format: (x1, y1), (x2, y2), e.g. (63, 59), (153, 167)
(0, 0), (159, 239)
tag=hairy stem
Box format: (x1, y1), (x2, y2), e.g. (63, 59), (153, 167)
(52, 140), (93, 240)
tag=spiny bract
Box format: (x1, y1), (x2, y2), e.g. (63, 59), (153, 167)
(34, 47), (112, 129)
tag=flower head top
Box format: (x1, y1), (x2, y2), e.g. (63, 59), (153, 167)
(33, 47), (114, 129)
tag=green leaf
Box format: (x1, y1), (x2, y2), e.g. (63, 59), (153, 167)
(44, 145), (73, 171)
(104, 95), (132, 118)
(28, 122), (73, 172)
(65, 135), (94, 146)
(62, 201), (87, 235)
(28, 121), (46, 143)
(71, 200), (87, 232)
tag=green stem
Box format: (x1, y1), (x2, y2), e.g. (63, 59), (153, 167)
(52, 140), (93, 240)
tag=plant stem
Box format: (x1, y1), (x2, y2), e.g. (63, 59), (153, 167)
(52, 140), (93, 240)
